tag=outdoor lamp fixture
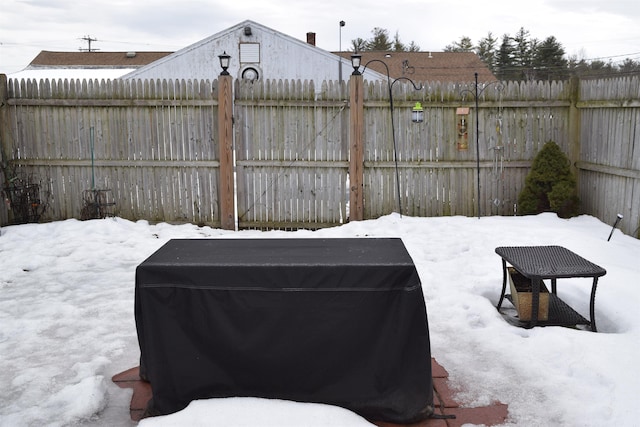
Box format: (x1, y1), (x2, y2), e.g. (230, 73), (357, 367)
(218, 51), (231, 76)
(412, 102), (424, 123)
(350, 55), (424, 217)
(350, 53), (362, 75)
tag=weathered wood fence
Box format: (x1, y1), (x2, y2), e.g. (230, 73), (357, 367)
(0, 74), (638, 237)
(0, 77), (221, 226)
(576, 77), (640, 238)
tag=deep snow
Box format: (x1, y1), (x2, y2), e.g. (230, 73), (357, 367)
(0, 213), (638, 426)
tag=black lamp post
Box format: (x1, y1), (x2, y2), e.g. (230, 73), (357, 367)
(351, 54), (424, 217)
(218, 51), (230, 76)
(460, 72), (504, 219)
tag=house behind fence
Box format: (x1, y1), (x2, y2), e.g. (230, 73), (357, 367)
(0, 74), (638, 238)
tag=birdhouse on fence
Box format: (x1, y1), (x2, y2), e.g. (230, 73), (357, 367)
(456, 107), (469, 150)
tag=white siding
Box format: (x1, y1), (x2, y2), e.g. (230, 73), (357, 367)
(122, 20), (383, 83)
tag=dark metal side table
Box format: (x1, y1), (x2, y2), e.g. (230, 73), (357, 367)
(496, 246), (606, 331)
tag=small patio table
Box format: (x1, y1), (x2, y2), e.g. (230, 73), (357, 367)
(495, 246), (606, 331)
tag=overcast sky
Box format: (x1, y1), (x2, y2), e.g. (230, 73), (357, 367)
(1, 0), (639, 75)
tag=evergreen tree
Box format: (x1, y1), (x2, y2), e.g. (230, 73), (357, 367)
(618, 58), (640, 75)
(568, 56), (593, 77)
(495, 34), (516, 80)
(393, 31), (405, 52)
(407, 41), (421, 52)
(350, 28), (419, 52)
(517, 141), (579, 218)
(476, 32), (498, 72)
(512, 28), (533, 67)
(512, 27), (536, 79)
(444, 36), (474, 52)
(590, 60), (616, 75)
(532, 36), (568, 80)
(365, 27), (393, 51)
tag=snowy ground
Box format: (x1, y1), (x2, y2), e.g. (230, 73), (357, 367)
(0, 213), (638, 427)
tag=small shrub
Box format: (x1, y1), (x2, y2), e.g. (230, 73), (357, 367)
(517, 141), (579, 218)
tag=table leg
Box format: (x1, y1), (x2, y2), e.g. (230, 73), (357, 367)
(497, 259), (507, 310)
(528, 277), (541, 328)
(590, 277), (599, 332)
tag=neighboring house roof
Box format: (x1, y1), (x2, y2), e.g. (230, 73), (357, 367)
(9, 50), (173, 81)
(334, 51), (496, 83)
(26, 51), (172, 69)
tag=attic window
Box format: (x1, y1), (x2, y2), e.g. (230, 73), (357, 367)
(240, 43), (260, 63)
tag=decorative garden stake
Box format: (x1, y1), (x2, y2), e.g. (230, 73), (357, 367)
(607, 214), (623, 241)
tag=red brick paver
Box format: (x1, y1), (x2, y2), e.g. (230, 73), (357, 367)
(112, 359), (509, 426)
(112, 367), (152, 422)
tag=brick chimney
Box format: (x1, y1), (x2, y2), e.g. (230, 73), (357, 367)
(306, 32), (316, 46)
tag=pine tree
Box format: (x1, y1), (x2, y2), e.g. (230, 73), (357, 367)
(512, 28), (533, 68)
(512, 27), (536, 80)
(406, 41), (420, 52)
(517, 141), (579, 218)
(444, 36), (474, 52)
(532, 36), (568, 81)
(350, 28), (419, 52)
(365, 27), (393, 51)
(393, 31), (405, 52)
(495, 34), (516, 80)
(476, 32), (498, 72)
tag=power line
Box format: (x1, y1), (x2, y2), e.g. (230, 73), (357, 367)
(95, 38), (186, 49)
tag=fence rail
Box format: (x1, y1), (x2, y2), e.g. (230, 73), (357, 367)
(1, 74), (638, 238)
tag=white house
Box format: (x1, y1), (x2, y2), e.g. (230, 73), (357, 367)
(122, 20), (383, 82)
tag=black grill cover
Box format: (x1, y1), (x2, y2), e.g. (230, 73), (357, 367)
(135, 238), (433, 423)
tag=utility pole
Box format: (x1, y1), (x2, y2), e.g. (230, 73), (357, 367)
(79, 35), (98, 52)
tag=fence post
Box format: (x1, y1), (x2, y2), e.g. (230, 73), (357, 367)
(0, 74), (8, 169)
(0, 74), (10, 226)
(349, 73), (364, 221)
(568, 76), (581, 178)
(0, 74), (11, 184)
(218, 74), (235, 230)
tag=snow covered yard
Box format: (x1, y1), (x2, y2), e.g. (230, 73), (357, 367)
(0, 213), (638, 426)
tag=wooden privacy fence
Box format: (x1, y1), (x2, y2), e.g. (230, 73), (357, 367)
(0, 74), (638, 237)
(0, 76), (222, 226)
(233, 76), (575, 228)
(234, 79), (349, 229)
(576, 77), (640, 238)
